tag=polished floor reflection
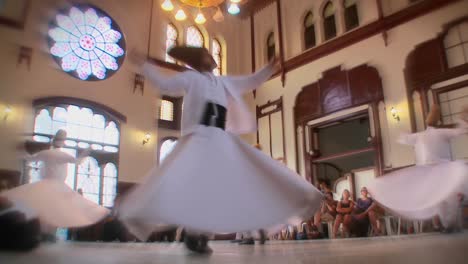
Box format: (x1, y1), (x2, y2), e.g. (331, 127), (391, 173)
(1, 232), (467, 264)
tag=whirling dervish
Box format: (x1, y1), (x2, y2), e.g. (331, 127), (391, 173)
(368, 105), (468, 231)
(0, 130), (110, 242)
(118, 46), (323, 253)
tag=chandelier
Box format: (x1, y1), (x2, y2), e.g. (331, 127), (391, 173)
(161, 0), (242, 24)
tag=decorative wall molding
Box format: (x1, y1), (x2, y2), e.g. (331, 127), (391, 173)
(269, 0), (461, 80)
(294, 64), (383, 124)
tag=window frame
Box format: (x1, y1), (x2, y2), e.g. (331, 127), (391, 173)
(28, 97), (126, 208)
(165, 23), (179, 63)
(323, 2), (337, 41)
(303, 11), (316, 50)
(344, 1), (359, 32)
(186, 25), (205, 48)
(267, 32), (276, 62)
(158, 96), (182, 130)
(212, 38), (222, 76)
(47, 4), (127, 81)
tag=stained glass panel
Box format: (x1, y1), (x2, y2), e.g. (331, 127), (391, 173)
(77, 157), (101, 204)
(103, 163), (117, 207)
(212, 39), (221, 76)
(187, 26), (204, 47)
(166, 24), (178, 63)
(34, 109), (52, 135)
(48, 5), (126, 81)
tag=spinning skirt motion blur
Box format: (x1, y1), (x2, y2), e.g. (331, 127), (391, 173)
(1, 179), (110, 227)
(119, 126), (322, 241)
(368, 160), (468, 227)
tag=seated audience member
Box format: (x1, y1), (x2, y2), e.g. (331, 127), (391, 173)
(333, 189), (354, 238)
(313, 191), (337, 236)
(343, 187), (381, 237)
(318, 180), (332, 194)
(0, 196), (41, 251)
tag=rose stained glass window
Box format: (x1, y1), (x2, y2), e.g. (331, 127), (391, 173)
(48, 5), (126, 81)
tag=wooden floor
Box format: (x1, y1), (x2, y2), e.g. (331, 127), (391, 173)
(1, 232), (468, 264)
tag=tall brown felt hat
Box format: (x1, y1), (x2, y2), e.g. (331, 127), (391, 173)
(168, 46), (217, 72)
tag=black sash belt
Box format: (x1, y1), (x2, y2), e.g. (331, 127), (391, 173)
(200, 102), (226, 130)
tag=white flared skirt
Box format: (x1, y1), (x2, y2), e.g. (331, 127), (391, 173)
(1, 179), (110, 228)
(368, 160), (468, 227)
(119, 127), (322, 241)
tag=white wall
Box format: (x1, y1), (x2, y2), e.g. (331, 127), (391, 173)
(249, 1), (468, 173)
(0, 0), (249, 183)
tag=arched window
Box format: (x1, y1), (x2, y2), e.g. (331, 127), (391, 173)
(103, 163), (118, 207)
(186, 26), (204, 47)
(344, 0), (359, 31)
(166, 23), (178, 63)
(77, 157), (101, 204)
(212, 39), (222, 76)
(304, 12), (316, 49)
(267, 32), (275, 62)
(159, 138), (178, 163)
(47, 5), (126, 81)
(28, 100), (123, 207)
(444, 21), (468, 68)
(323, 2), (337, 41)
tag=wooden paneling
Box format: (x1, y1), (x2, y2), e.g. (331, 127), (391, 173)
(405, 38), (446, 90)
(320, 67), (351, 114)
(349, 65), (384, 106)
(294, 64), (383, 124)
(294, 83), (321, 123)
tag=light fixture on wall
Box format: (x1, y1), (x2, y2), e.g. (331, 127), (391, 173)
(3, 106), (12, 121)
(134, 73), (145, 95)
(390, 107), (400, 122)
(143, 133), (151, 145)
(161, 0), (242, 24)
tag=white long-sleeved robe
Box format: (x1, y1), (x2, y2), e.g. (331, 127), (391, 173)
(1, 148), (110, 227)
(118, 64), (323, 241)
(369, 122), (468, 227)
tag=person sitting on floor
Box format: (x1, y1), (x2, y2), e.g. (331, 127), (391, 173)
(343, 187), (381, 237)
(332, 189), (354, 238)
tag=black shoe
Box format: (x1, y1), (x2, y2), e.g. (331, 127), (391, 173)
(184, 234), (212, 254)
(0, 211), (41, 251)
(259, 229), (267, 245)
(441, 226), (457, 234)
(41, 234), (57, 243)
(239, 238), (255, 245)
(230, 239), (243, 243)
